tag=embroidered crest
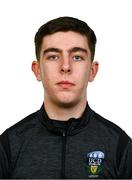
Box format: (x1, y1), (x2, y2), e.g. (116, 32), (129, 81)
(86, 151), (105, 178)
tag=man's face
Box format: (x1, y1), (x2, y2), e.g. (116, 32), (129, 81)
(32, 31), (98, 107)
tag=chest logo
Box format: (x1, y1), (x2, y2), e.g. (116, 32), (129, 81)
(86, 151), (105, 178)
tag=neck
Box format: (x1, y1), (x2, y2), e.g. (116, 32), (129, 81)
(44, 99), (87, 121)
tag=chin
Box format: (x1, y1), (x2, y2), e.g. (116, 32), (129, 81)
(53, 98), (80, 108)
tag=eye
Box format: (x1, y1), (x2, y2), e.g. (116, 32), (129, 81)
(73, 55), (84, 61)
(47, 55), (59, 61)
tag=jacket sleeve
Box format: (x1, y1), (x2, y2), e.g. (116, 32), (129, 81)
(118, 138), (132, 178)
(0, 130), (11, 178)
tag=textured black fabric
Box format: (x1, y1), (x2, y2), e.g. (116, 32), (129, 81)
(0, 103), (132, 179)
(0, 130), (11, 178)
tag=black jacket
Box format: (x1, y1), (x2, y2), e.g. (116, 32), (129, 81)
(0, 103), (132, 179)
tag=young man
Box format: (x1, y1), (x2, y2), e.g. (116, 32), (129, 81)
(0, 17), (132, 179)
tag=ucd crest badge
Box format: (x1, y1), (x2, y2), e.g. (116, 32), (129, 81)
(86, 151), (105, 178)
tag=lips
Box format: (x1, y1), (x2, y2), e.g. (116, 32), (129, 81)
(56, 81), (75, 88)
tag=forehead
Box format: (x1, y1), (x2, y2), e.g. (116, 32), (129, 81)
(41, 31), (90, 51)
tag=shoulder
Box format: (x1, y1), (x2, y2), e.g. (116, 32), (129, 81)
(0, 109), (41, 148)
(0, 109), (42, 177)
(0, 109), (41, 154)
(92, 111), (129, 139)
(92, 111), (131, 167)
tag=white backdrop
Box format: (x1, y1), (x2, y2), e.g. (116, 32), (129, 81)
(0, 0), (132, 137)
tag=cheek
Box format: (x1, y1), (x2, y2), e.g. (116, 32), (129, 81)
(75, 67), (90, 84)
(41, 62), (58, 76)
(40, 65), (57, 87)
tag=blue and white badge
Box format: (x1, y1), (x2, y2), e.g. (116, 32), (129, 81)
(86, 151), (105, 178)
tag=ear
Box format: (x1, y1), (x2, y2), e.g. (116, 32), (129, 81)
(31, 60), (41, 81)
(88, 61), (99, 82)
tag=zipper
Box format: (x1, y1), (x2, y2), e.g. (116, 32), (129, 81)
(60, 130), (67, 179)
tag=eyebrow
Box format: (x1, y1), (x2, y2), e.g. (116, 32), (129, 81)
(43, 47), (88, 56)
(69, 47), (88, 54)
(43, 48), (62, 55)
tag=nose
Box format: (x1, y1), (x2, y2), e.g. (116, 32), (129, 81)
(60, 57), (72, 74)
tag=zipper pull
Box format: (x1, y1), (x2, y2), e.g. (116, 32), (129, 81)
(62, 131), (66, 136)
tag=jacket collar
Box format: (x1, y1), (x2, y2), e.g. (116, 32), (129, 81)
(38, 102), (94, 135)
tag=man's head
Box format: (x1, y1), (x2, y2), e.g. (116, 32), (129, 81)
(32, 17), (99, 108)
(34, 16), (97, 61)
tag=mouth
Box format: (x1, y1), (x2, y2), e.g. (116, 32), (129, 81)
(56, 81), (75, 88)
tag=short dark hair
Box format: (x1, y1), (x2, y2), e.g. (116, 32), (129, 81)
(34, 16), (97, 61)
